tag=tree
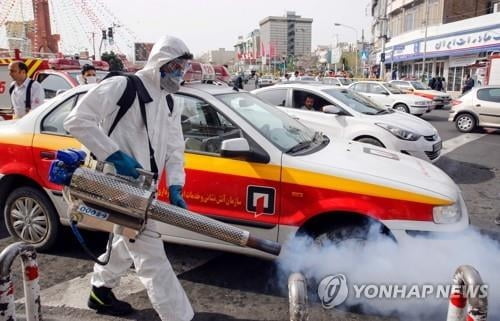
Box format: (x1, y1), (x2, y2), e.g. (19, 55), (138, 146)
(101, 51), (124, 71)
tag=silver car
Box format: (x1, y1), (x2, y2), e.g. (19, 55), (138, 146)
(448, 86), (500, 132)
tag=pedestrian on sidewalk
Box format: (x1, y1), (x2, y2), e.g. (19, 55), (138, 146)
(8, 61), (45, 119)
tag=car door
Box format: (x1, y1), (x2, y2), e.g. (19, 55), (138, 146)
(31, 93), (84, 219)
(475, 88), (500, 127)
(32, 93), (83, 191)
(366, 83), (394, 108)
(392, 81), (412, 93)
(161, 93), (281, 244)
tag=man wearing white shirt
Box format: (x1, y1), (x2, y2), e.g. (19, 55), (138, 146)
(8, 61), (45, 119)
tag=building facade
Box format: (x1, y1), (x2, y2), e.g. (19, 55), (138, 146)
(234, 29), (261, 71)
(259, 11), (312, 60)
(372, 0), (500, 91)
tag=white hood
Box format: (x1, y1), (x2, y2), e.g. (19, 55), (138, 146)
(136, 35), (191, 90)
(417, 89), (451, 98)
(286, 139), (457, 203)
(367, 110), (437, 136)
(397, 94), (432, 103)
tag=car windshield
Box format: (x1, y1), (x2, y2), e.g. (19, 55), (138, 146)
(338, 78), (353, 85)
(217, 93), (319, 152)
(299, 76), (316, 81)
(383, 82), (404, 94)
(411, 81), (428, 90)
(322, 88), (387, 115)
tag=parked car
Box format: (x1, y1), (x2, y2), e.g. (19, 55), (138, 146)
(349, 81), (434, 116)
(0, 83), (467, 257)
(448, 86), (500, 132)
(322, 77), (353, 88)
(296, 76), (317, 82)
(252, 83), (442, 162)
(257, 75), (276, 88)
(389, 80), (452, 109)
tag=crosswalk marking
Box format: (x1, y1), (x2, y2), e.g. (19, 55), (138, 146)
(441, 133), (486, 156)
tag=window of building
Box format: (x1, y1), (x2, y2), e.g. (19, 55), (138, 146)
(404, 8), (417, 32)
(435, 61), (445, 77)
(447, 66), (472, 92)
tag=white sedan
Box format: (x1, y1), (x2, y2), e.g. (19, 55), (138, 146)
(349, 81), (434, 116)
(252, 83), (442, 162)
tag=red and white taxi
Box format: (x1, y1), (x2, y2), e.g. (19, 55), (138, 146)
(0, 83), (469, 257)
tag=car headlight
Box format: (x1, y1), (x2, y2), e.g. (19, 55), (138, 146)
(414, 100), (431, 106)
(433, 202), (462, 224)
(375, 123), (421, 141)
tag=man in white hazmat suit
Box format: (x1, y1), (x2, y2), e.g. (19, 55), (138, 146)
(64, 35), (194, 320)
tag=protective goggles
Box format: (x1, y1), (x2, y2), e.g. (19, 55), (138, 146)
(161, 58), (191, 75)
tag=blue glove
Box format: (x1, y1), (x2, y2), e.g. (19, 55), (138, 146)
(169, 185), (187, 209)
(105, 151), (142, 178)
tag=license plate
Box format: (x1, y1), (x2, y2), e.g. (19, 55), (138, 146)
(77, 204), (109, 220)
(433, 141), (442, 152)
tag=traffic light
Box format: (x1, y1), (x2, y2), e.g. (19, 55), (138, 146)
(107, 27), (114, 40)
(381, 52), (386, 62)
(101, 29), (107, 40)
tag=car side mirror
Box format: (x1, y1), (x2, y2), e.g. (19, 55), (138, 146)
(220, 137), (250, 157)
(221, 137), (269, 163)
(323, 105), (342, 115)
(381, 91), (390, 95)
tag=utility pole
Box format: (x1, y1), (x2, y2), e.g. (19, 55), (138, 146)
(379, 0), (388, 80)
(91, 32), (96, 59)
(421, 0), (430, 81)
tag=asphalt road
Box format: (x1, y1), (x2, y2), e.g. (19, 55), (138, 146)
(1, 104), (499, 321)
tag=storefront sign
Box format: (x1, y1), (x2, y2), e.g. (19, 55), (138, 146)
(385, 24), (500, 63)
(449, 55), (479, 67)
(428, 28), (500, 53)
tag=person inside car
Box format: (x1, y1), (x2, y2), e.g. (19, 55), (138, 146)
(301, 95), (315, 111)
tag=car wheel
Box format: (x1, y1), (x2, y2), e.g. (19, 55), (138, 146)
(313, 224), (370, 249)
(455, 113), (476, 133)
(308, 220), (392, 250)
(4, 187), (59, 251)
(394, 103), (409, 113)
(355, 137), (384, 147)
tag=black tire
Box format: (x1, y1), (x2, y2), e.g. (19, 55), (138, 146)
(393, 103), (409, 113)
(308, 220), (393, 249)
(355, 137), (384, 147)
(4, 187), (59, 251)
(455, 113), (476, 133)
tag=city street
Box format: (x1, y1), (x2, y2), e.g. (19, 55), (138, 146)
(1, 107), (499, 321)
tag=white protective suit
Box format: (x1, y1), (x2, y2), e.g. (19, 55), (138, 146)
(64, 36), (194, 321)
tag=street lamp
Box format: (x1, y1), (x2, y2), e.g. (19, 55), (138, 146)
(334, 22), (359, 77)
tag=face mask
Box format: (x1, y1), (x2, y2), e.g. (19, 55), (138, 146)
(85, 76), (97, 84)
(160, 70), (183, 93)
